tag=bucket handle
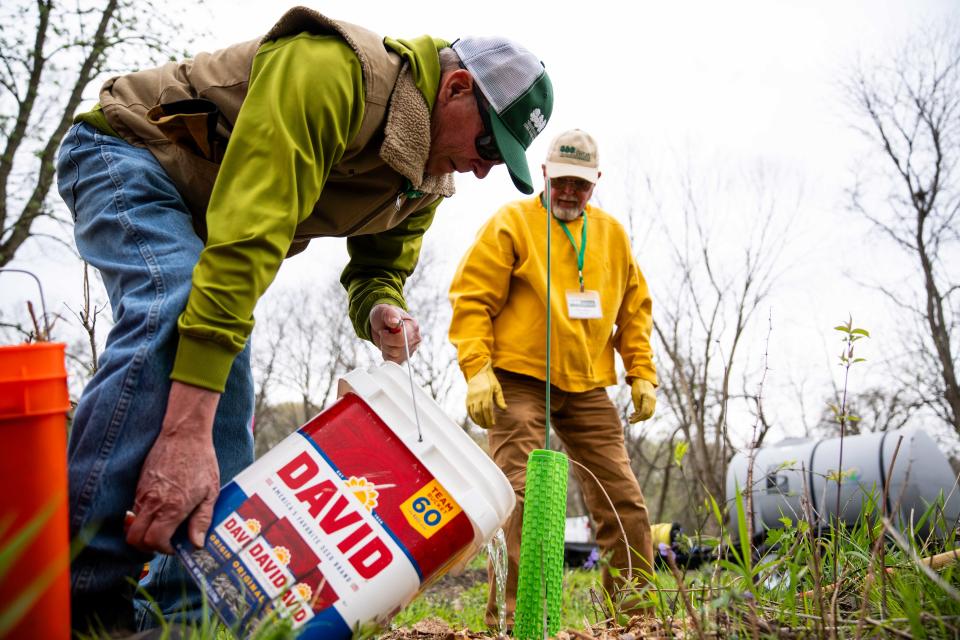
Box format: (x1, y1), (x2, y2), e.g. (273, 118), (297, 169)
(390, 318), (423, 443)
(0, 268), (51, 340)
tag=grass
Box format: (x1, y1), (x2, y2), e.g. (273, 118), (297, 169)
(630, 491), (960, 639)
(393, 502), (958, 638)
(83, 550), (603, 638)
(19, 494), (960, 638)
(390, 552), (600, 633)
(385, 501), (960, 639)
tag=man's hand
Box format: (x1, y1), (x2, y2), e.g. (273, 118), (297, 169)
(126, 381), (221, 554)
(628, 378), (656, 423)
(370, 303), (420, 363)
(466, 361), (507, 428)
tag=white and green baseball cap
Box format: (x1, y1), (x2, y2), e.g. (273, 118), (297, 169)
(452, 37), (554, 194)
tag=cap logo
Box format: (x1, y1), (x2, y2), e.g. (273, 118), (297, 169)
(559, 145), (592, 162)
(524, 108), (547, 138)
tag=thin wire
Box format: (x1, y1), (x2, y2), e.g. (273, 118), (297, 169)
(397, 318), (423, 442)
(0, 268), (51, 338)
(503, 460), (636, 589)
(568, 458), (633, 581)
(544, 181), (552, 451)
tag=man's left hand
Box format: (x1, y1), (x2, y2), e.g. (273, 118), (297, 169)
(628, 379), (656, 423)
(126, 381), (221, 554)
(370, 303), (420, 363)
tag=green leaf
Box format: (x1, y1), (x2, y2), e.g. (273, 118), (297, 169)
(851, 328), (870, 337)
(766, 528), (788, 546)
(673, 441), (689, 467)
(834, 325), (850, 333)
(776, 459), (797, 472)
(734, 488), (752, 575)
(706, 493), (724, 530)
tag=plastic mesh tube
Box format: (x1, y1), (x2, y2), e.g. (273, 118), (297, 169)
(515, 449), (568, 639)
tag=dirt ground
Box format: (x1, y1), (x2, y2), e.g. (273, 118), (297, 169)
(423, 566), (488, 601)
(380, 615), (685, 640)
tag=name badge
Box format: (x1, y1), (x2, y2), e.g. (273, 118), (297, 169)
(566, 290), (602, 319)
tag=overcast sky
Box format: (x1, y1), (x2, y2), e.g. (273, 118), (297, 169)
(5, 0), (958, 439)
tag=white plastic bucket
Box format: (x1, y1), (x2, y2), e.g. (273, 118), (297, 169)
(176, 362), (514, 637)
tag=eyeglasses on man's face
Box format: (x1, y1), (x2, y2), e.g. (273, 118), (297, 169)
(550, 176), (593, 193)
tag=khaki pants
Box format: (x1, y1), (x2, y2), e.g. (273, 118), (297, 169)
(485, 370), (653, 627)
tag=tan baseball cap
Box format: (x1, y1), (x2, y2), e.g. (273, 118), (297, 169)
(544, 129), (600, 183)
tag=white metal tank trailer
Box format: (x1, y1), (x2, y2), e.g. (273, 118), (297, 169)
(726, 428), (960, 543)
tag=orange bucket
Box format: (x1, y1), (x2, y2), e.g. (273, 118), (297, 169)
(0, 342), (71, 639)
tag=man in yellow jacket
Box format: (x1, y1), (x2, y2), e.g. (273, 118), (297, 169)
(449, 129), (657, 625)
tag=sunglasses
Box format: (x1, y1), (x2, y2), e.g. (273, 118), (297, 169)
(471, 84), (502, 163)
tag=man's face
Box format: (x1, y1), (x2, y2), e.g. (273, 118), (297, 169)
(426, 69), (501, 179)
(545, 174), (596, 221)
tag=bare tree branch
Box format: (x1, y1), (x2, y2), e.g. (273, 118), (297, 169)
(634, 161), (800, 524)
(0, 0), (207, 266)
(846, 26), (960, 435)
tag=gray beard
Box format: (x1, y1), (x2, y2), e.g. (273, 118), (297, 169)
(551, 205), (582, 221)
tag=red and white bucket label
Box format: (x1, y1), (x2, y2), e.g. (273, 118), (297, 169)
(177, 393), (475, 638)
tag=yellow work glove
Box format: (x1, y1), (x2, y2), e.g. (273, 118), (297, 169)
(628, 379), (656, 423)
(650, 522), (677, 548)
(466, 362), (507, 429)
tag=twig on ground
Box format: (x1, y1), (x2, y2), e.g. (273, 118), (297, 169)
(661, 546), (705, 640)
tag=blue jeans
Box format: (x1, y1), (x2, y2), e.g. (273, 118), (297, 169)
(57, 123), (255, 632)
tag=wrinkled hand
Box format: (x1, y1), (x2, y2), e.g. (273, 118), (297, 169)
(628, 378), (657, 423)
(466, 361), (507, 428)
(126, 381), (221, 554)
(370, 303), (420, 364)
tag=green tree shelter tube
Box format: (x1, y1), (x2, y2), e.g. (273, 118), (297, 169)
(515, 448), (568, 640)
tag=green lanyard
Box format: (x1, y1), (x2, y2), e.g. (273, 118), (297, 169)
(557, 212), (588, 292)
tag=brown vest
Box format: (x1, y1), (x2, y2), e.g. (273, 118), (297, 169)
(98, 7), (440, 250)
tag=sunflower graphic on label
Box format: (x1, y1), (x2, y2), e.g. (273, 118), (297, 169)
(294, 582), (312, 601)
(244, 518), (261, 536)
(345, 476), (380, 511)
(272, 546), (291, 566)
